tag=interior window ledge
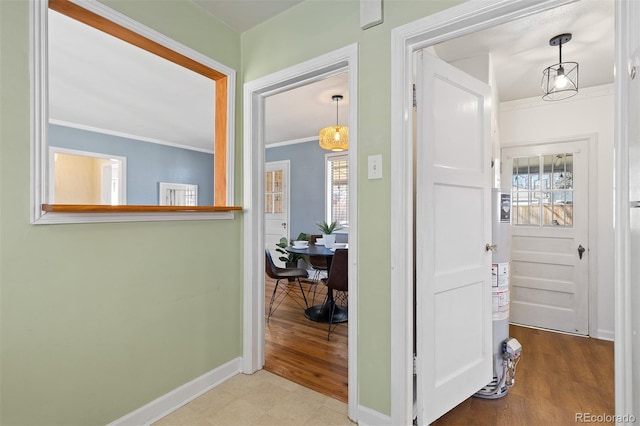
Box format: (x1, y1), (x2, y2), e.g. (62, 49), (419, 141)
(42, 204), (242, 213)
(34, 204), (242, 224)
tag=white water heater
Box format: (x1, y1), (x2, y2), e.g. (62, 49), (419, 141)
(474, 189), (521, 399)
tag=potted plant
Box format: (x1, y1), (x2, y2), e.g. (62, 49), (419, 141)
(317, 220), (343, 249)
(275, 233), (309, 268)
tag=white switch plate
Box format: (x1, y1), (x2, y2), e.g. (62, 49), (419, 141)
(368, 154), (383, 179)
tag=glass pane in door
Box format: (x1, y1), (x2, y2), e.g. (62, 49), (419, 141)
(513, 156), (540, 225)
(265, 170), (284, 214)
(512, 153), (574, 227)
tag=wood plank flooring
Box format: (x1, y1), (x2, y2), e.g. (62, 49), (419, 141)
(433, 325), (614, 425)
(263, 274), (614, 424)
(264, 276), (348, 403)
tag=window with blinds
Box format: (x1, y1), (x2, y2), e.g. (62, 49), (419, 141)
(326, 153), (349, 228)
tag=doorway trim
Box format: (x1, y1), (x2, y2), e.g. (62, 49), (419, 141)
(391, 0), (629, 424)
(242, 43), (358, 421)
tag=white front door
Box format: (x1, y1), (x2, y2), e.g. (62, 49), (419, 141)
(502, 141), (589, 335)
(415, 51), (493, 424)
(265, 161), (290, 267)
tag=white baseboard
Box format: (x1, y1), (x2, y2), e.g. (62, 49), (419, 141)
(512, 322), (614, 341)
(357, 405), (393, 426)
(108, 357), (242, 426)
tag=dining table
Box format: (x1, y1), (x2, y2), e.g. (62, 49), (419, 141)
(286, 243), (348, 324)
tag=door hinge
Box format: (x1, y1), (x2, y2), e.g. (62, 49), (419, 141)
(413, 353), (417, 376)
(413, 84), (417, 108)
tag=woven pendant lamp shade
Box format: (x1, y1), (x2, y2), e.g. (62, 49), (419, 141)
(319, 125), (349, 151)
(319, 95), (348, 151)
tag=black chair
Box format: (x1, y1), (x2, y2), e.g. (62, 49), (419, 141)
(307, 234), (328, 302)
(265, 250), (309, 321)
(324, 248), (348, 340)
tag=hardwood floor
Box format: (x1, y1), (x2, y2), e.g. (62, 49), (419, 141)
(264, 275), (348, 403)
(434, 325), (614, 425)
(263, 275), (614, 423)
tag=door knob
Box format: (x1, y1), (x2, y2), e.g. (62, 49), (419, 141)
(578, 245), (585, 259)
(281, 222), (287, 228)
(486, 243), (497, 252)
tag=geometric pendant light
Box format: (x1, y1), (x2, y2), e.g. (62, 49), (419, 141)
(319, 95), (348, 151)
(541, 33), (579, 101)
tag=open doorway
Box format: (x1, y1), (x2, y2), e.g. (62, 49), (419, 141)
(426, 0), (613, 339)
(243, 43), (358, 421)
(391, 0), (618, 424)
(49, 147), (126, 205)
(262, 72), (350, 402)
(414, 0), (613, 338)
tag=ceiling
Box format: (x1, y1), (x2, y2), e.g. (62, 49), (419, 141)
(48, 9), (218, 153)
(433, 0), (614, 103)
(48, 0), (614, 150)
(264, 73), (349, 145)
(193, 0), (304, 33)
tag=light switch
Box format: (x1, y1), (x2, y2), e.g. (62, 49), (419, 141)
(368, 154), (383, 179)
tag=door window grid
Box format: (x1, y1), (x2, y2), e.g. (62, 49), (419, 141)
(265, 170), (284, 214)
(512, 153), (574, 227)
(326, 154), (349, 228)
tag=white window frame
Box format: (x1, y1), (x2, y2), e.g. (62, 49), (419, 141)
(511, 153), (575, 228)
(325, 152), (349, 230)
(30, 0), (236, 224)
(159, 182), (198, 206)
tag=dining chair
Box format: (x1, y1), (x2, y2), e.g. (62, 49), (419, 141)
(265, 249), (309, 321)
(308, 234), (328, 303)
(325, 248), (348, 340)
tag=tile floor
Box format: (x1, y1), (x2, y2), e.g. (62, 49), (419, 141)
(153, 370), (353, 426)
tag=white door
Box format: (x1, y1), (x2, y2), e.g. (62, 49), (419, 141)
(502, 141), (589, 335)
(415, 51), (493, 424)
(265, 161), (290, 267)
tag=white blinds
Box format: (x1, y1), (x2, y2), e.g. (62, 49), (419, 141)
(327, 154), (349, 227)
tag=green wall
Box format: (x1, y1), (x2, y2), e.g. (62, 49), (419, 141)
(0, 0), (469, 423)
(241, 0), (462, 415)
(0, 1), (243, 424)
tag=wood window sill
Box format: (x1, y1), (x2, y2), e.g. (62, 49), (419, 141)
(41, 204), (243, 213)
